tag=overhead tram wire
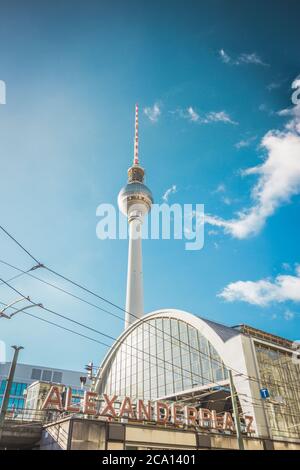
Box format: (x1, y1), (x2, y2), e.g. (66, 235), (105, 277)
(0, 299), (112, 350)
(0, 280), (235, 390)
(0, 225), (298, 391)
(1, 274), (299, 410)
(0, 258), (298, 393)
(37, 268), (300, 389)
(0, 259), (124, 322)
(1, 224), (134, 318)
(0, 225), (230, 370)
(1, 258), (299, 396)
(0, 225), (275, 386)
(1, 279), (299, 402)
(0, 276), (234, 391)
(0, 263), (266, 391)
(3, 293), (298, 423)
(0, 271), (30, 287)
(0, 260), (297, 394)
(0, 225), (41, 265)
(0, 297), (232, 395)
(0, 259), (238, 371)
(1, 300), (292, 416)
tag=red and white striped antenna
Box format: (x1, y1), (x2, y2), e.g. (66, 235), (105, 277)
(133, 103), (139, 165)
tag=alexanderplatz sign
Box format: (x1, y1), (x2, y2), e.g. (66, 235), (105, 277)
(41, 386), (254, 433)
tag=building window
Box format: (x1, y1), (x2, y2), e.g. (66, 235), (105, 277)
(255, 342), (300, 440)
(7, 397), (25, 410)
(42, 370), (52, 382)
(31, 368), (42, 380)
(0, 379), (7, 394)
(0, 381), (27, 398)
(52, 371), (63, 383)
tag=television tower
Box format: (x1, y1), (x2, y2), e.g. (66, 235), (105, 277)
(118, 105), (153, 329)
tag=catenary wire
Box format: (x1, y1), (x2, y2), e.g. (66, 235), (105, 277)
(1, 257), (298, 395)
(0, 284), (234, 391)
(0, 227), (299, 393)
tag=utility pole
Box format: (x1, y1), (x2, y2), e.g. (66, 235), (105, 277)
(0, 345), (24, 440)
(229, 369), (244, 450)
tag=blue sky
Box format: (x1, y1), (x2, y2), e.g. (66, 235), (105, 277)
(0, 0), (300, 371)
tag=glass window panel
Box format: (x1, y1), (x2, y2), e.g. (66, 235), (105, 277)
(31, 368), (41, 380)
(101, 317), (229, 402)
(0, 380), (7, 394)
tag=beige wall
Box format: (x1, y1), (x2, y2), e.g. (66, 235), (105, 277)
(107, 442), (124, 450)
(273, 441), (300, 451)
(42, 418), (300, 451)
(71, 420), (106, 450)
(126, 426), (196, 448)
(211, 434), (264, 450)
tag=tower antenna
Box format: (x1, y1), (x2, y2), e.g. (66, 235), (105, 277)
(134, 103), (139, 165)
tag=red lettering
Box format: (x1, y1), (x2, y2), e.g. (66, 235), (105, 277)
(198, 408), (212, 428)
(119, 397), (135, 419)
(83, 391), (97, 415)
(137, 399), (151, 421)
(64, 387), (80, 413)
(41, 386), (62, 411)
(184, 406), (198, 427)
(101, 394), (118, 417)
(171, 403), (183, 426)
(156, 401), (170, 424)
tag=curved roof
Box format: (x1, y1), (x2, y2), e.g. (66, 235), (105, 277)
(199, 317), (240, 342)
(93, 309), (260, 436)
(95, 308), (242, 387)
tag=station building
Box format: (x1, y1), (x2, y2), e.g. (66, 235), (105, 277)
(93, 310), (300, 444)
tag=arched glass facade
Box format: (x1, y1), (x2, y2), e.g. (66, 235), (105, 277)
(100, 316), (228, 400)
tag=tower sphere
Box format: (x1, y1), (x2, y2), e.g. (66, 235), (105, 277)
(118, 180), (153, 217)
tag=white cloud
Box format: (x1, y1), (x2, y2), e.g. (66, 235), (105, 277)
(203, 111), (237, 125)
(258, 103), (275, 116)
(222, 196), (231, 205)
(213, 183), (226, 193)
(219, 49), (231, 64)
(212, 184), (232, 206)
(206, 77), (300, 239)
(162, 184), (177, 202)
(218, 266), (300, 307)
(259, 103), (267, 112)
(183, 107), (237, 125)
(282, 262), (291, 271)
(267, 81), (281, 91)
(278, 101), (300, 133)
(187, 106), (199, 122)
(219, 49), (268, 66)
(284, 310), (295, 321)
(238, 52), (268, 66)
(235, 136), (256, 149)
(144, 103), (161, 122)
(292, 75), (300, 90)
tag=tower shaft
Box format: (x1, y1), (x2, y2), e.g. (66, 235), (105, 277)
(125, 215), (144, 328)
